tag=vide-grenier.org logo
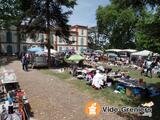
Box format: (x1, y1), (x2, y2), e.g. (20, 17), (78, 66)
(84, 101), (101, 117)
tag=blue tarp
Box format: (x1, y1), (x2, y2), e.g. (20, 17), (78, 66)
(27, 47), (44, 52)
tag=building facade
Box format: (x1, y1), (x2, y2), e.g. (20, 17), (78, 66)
(0, 26), (18, 55)
(0, 26), (40, 55)
(0, 25), (88, 55)
(55, 25), (88, 52)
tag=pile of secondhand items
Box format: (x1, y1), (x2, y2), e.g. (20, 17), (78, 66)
(114, 76), (160, 98)
(69, 65), (114, 89)
(0, 67), (31, 120)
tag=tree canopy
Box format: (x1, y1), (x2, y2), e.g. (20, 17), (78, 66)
(0, 0), (76, 37)
(96, 0), (160, 53)
(0, 0), (23, 27)
(96, 4), (137, 49)
(0, 0), (77, 66)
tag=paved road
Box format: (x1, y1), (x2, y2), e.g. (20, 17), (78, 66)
(5, 60), (125, 120)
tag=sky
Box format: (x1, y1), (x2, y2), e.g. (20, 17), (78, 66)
(68, 0), (110, 27)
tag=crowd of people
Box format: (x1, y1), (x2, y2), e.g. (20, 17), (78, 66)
(67, 50), (160, 96)
(70, 64), (128, 90)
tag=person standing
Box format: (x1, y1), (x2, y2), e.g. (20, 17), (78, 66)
(25, 54), (29, 71)
(146, 60), (157, 78)
(21, 54), (26, 71)
(21, 54), (28, 71)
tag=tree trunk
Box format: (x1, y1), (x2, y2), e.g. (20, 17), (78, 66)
(0, 29), (1, 54)
(46, 0), (51, 67)
(17, 27), (21, 57)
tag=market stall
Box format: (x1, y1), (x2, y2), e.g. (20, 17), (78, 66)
(0, 68), (31, 120)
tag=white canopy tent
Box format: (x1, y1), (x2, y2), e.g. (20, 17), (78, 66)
(121, 49), (137, 53)
(131, 50), (152, 56)
(106, 49), (137, 53)
(105, 49), (122, 52)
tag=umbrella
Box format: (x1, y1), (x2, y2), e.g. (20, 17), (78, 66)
(27, 47), (44, 52)
(67, 54), (84, 61)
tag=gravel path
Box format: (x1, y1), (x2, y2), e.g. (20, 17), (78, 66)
(5, 60), (126, 120)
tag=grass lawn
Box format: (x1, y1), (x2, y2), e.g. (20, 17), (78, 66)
(111, 66), (160, 86)
(42, 70), (71, 80)
(42, 67), (160, 119)
(42, 67), (159, 105)
(42, 69), (130, 106)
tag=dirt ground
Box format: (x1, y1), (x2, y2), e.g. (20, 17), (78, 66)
(4, 60), (126, 120)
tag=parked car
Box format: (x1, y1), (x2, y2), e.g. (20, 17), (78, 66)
(32, 56), (48, 68)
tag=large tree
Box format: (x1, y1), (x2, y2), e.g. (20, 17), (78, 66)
(0, 0), (24, 53)
(0, 0), (22, 27)
(0, 0), (76, 65)
(96, 0), (160, 52)
(21, 0), (76, 66)
(96, 5), (137, 49)
(136, 7), (160, 53)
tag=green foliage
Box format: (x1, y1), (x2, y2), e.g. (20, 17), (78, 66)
(21, 0), (76, 39)
(111, 0), (159, 10)
(136, 7), (160, 53)
(0, 0), (77, 38)
(96, 4), (137, 49)
(97, 0), (160, 53)
(0, 0), (23, 27)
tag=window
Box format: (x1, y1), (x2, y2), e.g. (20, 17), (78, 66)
(59, 46), (62, 51)
(50, 33), (54, 45)
(21, 33), (26, 41)
(23, 46), (27, 52)
(72, 36), (75, 41)
(40, 33), (44, 41)
(81, 29), (84, 35)
(30, 33), (36, 42)
(80, 47), (84, 52)
(7, 45), (12, 54)
(59, 37), (62, 43)
(80, 37), (84, 45)
(6, 31), (12, 43)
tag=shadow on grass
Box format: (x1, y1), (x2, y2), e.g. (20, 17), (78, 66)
(119, 83), (160, 120)
(67, 77), (160, 120)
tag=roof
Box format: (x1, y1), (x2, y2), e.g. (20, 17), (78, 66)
(105, 49), (137, 53)
(71, 25), (88, 29)
(121, 49), (137, 53)
(105, 49), (122, 52)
